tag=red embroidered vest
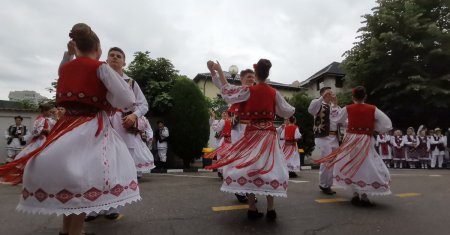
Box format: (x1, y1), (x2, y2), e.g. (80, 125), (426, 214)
(222, 120), (232, 137)
(239, 83), (276, 120)
(284, 125), (298, 141)
(57, 57), (112, 110)
(346, 103), (376, 135)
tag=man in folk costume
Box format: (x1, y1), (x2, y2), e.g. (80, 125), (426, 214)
(416, 129), (430, 169)
(308, 86), (341, 195)
(5, 116), (28, 162)
(0, 23), (140, 235)
(206, 59), (295, 220)
(155, 120), (170, 168)
(280, 116), (302, 178)
(391, 129), (406, 168)
(207, 111), (232, 179)
(403, 127), (419, 168)
(316, 86), (392, 207)
(138, 116), (154, 150)
(14, 104), (56, 161)
(430, 128), (446, 169)
(208, 65), (257, 203)
(376, 132), (392, 168)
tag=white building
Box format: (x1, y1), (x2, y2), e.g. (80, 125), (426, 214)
(300, 62), (346, 98)
(8, 90), (47, 105)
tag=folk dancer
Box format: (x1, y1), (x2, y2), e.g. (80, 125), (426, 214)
(403, 127), (419, 168)
(376, 132), (392, 168)
(280, 116), (302, 177)
(391, 130), (405, 168)
(315, 86), (392, 207)
(416, 129), (430, 169)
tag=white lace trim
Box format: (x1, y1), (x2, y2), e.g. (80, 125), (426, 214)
(16, 194), (141, 216)
(220, 186), (287, 198)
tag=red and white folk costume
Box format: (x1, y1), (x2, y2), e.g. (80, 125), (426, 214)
(375, 133), (392, 167)
(0, 56), (141, 215)
(14, 116), (56, 160)
(391, 134), (406, 168)
(207, 81), (295, 197)
(317, 104), (392, 196)
(416, 135), (430, 169)
(280, 124), (302, 172)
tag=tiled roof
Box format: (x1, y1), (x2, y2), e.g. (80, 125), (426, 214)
(300, 62), (345, 86)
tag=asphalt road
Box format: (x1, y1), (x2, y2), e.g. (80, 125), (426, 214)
(0, 169), (449, 235)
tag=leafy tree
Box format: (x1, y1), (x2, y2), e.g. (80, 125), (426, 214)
(288, 92), (315, 157)
(125, 51), (178, 115)
(166, 77), (210, 168)
(205, 96), (228, 118)
(336, 91), (353, 106)
(342, 0), (450, 129)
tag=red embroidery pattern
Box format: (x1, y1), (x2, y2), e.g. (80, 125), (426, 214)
(136, 162), (154, 168)
(224, 176), (288, 190)
(221, 86), (249, 96)
(335, 176), (389, 189)
(22, 180), (138, 204)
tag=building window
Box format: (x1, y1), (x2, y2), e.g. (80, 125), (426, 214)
(316, 78), (324, 91)
(335, 77), (344, 88)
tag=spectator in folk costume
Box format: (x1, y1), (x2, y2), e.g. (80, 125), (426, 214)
(206, 59), (295, 220)
(4, 116), (28, 162)
(316, 86), (392, 207)
(391, 129), (406, 168)
(416, 129), (430, 169)
(207, 111), (232, 179)
(0, 23), (140, 235)
(403, 127), (419, 168)
(280, 116), (302, 178)
(308, 86), (341, 195)
(446, 128), (450, 169)
(155, 120), (169, 169)
(376, 132), (392, 168)
(14, 104), (56, 161)
(208, 63), (257, 204)
(277, 119), (288, 147)
(430, 128), (446, 169)
(139, 116), (154, 150)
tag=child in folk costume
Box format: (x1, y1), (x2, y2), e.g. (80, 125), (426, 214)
(280, 116), (302, 177)
(14, 104), (56, 160)
(430, 128), (446, 169)
(391, 130), (406, 168)
(207, 111), (233, 179)
(403, 127), (419, 168)
(4, 116), (28, 162)
(208, 65), (257, 203)
(206, 59), (295, 220)
(416, 129), (430, 169)
(0, 23), (140, 235)
(376, 132), (392, 168)
(316, 86), (392, 207)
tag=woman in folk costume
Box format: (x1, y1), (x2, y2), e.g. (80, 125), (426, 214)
(280, 116), (302, 177)
(376, 132), (392, 168)
(206, 59), (295, 220)
(403, 127), (419, 168)
(207, 111), (233, 179)
(14, 104), (56, 160)
(0, 23), (140, 235)
(315, 86), (392, 207)
(132, 115), (156, 178)
(391, 129), (406, 168)
(139, 116), (154, 150)
(416, 129), (430, 169)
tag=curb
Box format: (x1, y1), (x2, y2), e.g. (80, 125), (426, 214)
(150, 165), (318, 174)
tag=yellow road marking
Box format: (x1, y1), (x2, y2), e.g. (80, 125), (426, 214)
(115, 214), (124, 220)
(315, 198), (347, 203)
(212, 205), (249, 212)
(395, 193), (421, 198)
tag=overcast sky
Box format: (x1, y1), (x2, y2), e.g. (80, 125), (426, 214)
(0, 0), (377, 100)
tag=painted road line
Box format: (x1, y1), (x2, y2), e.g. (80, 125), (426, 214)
(315, 198), (347, 203)
(288, 180), (310, 183)
(198, 169), (213, 172)
(167, 169), (184, 173)
(395, 193), (421, 198)
(212, 205), (249, 212)
(429, 175), (442, 177)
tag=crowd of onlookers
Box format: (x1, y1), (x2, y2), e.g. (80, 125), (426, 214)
(374, 126), (449, 169)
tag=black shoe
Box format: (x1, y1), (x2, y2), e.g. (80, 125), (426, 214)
(266, 210), (277, 221)
(350, 196), (361, 206)
(289, 172), (298, 178)
(105, 213), (120, 220)
(360, 199), (375, 207)
(319, 186), (336, 195)
(245, 193), (258, 203)
(247, 209), (264, 220)
(84, 215), (98, 222)
(235, 193), (248, 203)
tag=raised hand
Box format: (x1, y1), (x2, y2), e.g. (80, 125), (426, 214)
(67, 41), (75, 56)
